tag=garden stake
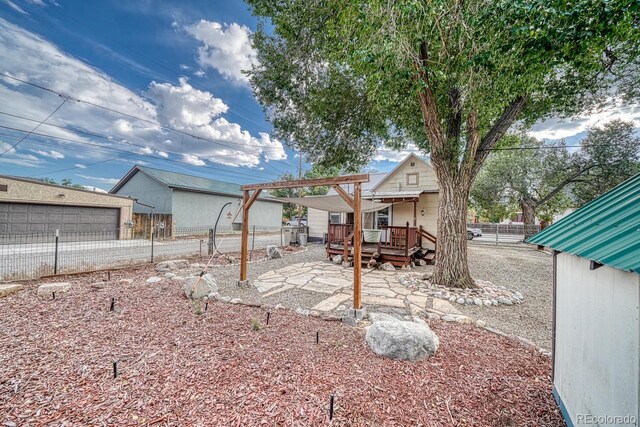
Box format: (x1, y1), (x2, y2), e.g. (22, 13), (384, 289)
(266, 311), (270, 325)
(316, 331), (319, 344)
(329, 395), (334, 420)
(113, 361), (118, 378)
(52, 292), (55, 300)
(205, 301), (209, 311)
(110, 298), (115, 312)
(107, 271), (111, 281)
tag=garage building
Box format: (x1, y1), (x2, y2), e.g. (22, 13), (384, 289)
(0, 175), (133, 240)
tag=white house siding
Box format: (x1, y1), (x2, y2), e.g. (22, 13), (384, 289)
(555, 252), (639, 426)
(307, 207), (328, 240)
(171, 190), (283, 231)
(391, 193), (439, 250)
(374, 157), (438, 193)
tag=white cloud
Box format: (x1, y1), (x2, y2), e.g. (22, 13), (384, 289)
(184, 20), (257, 85)
(529, 104), (640, 140)
(74, 163), (87, 169)
(0, 18), (286, 169)
(0, 141), (45, 167)
(194, 69), (206, 78)
(29, 149), (64, 159)
(2, 0), (28, 15)
(82, 185), (108, 193)
(373, 144), (423, 162)
(182, 154), (205, 166)
(75, 174), (120, 185)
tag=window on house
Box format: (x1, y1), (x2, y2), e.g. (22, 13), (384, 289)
(406, 173), (419, 186)
(329, 212), (342, 224)
(410, 162), (415, 167)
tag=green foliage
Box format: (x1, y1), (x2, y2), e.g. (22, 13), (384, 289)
(38, 177), (85, 189)
(248, 0), (638, 172)
(251, 318), (261, 331)
(571, 120), (640, 206)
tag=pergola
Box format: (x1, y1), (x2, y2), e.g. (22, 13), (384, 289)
(239, 174), (370, 309)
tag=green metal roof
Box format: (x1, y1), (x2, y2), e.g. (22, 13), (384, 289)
(528, 173), (640, 273)
(137, 166), (276, 200)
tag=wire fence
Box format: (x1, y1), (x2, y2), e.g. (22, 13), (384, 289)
(0, 226), (287, 281)
(466, 223), (542, 246)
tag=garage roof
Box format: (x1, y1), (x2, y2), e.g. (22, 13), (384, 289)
(528, 173), (640, 273)
(111, 166), (279, 201)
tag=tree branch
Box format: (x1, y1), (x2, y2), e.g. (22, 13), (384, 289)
(471, 96), (528, 178)
(416, 42), (444, 156)
(536, 163), (599, 206)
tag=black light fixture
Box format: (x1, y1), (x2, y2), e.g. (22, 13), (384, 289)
(420, 209), (425, 216)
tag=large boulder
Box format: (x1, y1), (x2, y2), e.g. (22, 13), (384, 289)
(37, 282), (71, 296)
(183, 274), (218, 299)
(0, 284), (23, 298)
(156, 259), (189, 271)
(266, 245), (283, 259)
(378, 262), (396, 271)
(365, 318), (439, 361)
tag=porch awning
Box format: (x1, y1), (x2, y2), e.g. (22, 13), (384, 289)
(274, 195), (392, 213)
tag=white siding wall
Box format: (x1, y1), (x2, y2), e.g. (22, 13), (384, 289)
(391, 193), (439, 250)
(374, 157), (438, 193)
(555, 252), (639, 426)
(307, 207), (328, 240)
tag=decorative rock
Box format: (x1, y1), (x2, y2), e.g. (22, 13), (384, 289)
(456, 297), (465, 304)
(37, 282), (71, 296)
(183, 274), (218, 299)
(91, 282), (107, 290)
(0, 284), (23, 298)
(164, 272), (176, 279)
(379, 262), (396, 271)
(229, 298), (243, 304)
(219, 296), (232, 302)
(475, 320), (487, 327)
(365, 319), (439, 360)
(332, 255), (343, 265)
(448, 296), (456, 303)
(498, 297), (513, 306)
(171, 276), (185, 281)
(266, 245), (283, 259)
(273, 303), (285, 310)
(295, 307), (310, 316)
(483, 300), (492, 306)
(146, 277), (162, 283)
(156, 259), (189, 271)
(208, 292), (220, 300)
(473, 298), (483, 306)
(119, 279), (133, 285)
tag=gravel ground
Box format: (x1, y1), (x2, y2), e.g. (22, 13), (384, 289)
(0, 277), (562, 426)
(432, 244), (554, 350)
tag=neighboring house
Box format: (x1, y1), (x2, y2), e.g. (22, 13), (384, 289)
(0, 175), (133, 240)
(307, 153), (439, 250)
(528, 174), (640, 427)
(110, 166), (283, 232)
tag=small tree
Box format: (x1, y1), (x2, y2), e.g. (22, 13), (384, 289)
(248, 0), (639, 287)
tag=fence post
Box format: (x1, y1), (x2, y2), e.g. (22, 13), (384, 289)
(208, 229), (214, 255)
(495, 223), (499, 246)
(150, 220), (154, 263)
(54, 229), (59, 274)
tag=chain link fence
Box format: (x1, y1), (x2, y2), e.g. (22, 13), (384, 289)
(467, 223), (541, 246)
(0, 225), (285, 281)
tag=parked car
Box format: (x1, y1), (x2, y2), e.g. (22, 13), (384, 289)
(286, 217), (308, 226)
(467, 227), (482, 240)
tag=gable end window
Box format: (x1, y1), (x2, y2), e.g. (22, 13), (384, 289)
(406, 173), (419, 186)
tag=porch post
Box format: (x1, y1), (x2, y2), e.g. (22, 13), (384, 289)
(412, 200), (417, 227)
(353, 182), (362, 309)
(240, 189), (249, 284)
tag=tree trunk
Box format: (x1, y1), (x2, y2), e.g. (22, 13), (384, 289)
(521, 198), (537, 240)
(432, 178), (476, 288)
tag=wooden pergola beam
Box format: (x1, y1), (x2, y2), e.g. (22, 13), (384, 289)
(240, 174), (369, 191)
(239, 174), (369, 311)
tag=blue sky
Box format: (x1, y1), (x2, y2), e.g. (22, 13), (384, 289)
(0, 0), (638, 191)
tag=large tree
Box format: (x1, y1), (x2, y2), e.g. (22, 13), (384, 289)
(472, 121), (640, 236)
(248, 0), (639, 288)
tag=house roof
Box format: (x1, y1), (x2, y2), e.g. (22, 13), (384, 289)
(371, 153), (433, 192)
(0, 174), (133, 200)
(528, 173), (640, 273)
(110, 166), (279, 201)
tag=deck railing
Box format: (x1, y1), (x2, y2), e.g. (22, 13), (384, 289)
(380, 223), (418, 256)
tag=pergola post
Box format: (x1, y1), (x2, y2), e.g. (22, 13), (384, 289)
(239, 188), (261, 285)
(353, 182), (362, 309)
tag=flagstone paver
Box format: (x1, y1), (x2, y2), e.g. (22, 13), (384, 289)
(254, 261), (433, 316)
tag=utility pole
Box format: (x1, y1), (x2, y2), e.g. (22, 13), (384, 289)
(297, 149), (302, 229)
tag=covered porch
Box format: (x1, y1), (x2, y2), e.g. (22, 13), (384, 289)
(327, 222), (437, 267)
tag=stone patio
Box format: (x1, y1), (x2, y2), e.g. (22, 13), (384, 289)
(253, 261), (461, 317)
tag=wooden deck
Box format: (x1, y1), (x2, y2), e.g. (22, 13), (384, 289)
(326, 223), (437, 267)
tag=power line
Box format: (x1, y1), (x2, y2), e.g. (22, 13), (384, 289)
(0, 73), (295, 168)
(0, 97), (68, 157)
(481, 142), (640, 151)
(0, 125), (282, 181)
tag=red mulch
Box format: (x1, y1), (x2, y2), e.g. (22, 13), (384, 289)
(0, 272), (564, 426)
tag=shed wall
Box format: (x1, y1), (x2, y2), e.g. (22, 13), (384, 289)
(307, 207), (328, 240)
(555, 252), (639, 426)
(114, 172), (172, 214)
(171, 190), (282, 230)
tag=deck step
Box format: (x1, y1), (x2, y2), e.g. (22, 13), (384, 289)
(423, 252), (436, 264)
